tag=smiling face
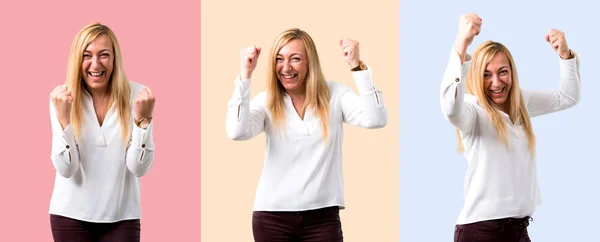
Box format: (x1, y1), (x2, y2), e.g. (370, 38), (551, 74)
(81, 34), (114, 92)
(276, 39), (308, 93)
(484, 52), (513, 110)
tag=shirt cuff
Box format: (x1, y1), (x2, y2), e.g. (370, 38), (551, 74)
(559, 52), (580, 75)
(131, 120), (154, 150)
(444, 47), (472, 89)
(230, 75), (252, 105)
(235, 74), (252, 91)
(351, 67), (377, 95)
(59, 124), (76, 147)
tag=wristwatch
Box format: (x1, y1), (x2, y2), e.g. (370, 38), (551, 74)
(564, 49), (575, 60)
(351, 61), (367, 71)
(135, 117), (152, 129)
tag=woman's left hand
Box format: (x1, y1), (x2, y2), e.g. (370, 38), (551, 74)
(340, 39), (361, 68)
(134, 87), (156, 121)
(545, 29), (572, 59)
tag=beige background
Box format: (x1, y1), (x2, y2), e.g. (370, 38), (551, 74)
(201, 0), (399, 241)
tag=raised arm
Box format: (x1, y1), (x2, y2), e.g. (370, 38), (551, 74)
(525, 29), (581, 117)
(440, 14), (481, 133)
(339, 39), (387, 128)
(49, 85), (81, 178)
(225, 45), (267, 140)
(126, 86), (156, 177)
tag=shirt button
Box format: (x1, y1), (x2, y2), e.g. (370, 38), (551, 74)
(141, 144), (146, 148)
(66, 145), (70, 149)
(455, 78), (460, 82)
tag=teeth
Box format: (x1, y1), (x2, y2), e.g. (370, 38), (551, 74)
(491, 87), (504, 93)
(283, 75), (295, 78)
(90, 72), (103, 77)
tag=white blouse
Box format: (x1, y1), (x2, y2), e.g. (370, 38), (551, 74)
(226, 68), (388, 211)
(48, 81), (155, 223)
(440, 47), (581, 225)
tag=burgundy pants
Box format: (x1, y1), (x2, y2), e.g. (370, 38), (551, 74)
(252, 206), (344, 242)
(454, 216), (532, 242)
(50, 214), (141, 242)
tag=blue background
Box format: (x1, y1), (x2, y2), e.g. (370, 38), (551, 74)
(400, 1), (600, 241)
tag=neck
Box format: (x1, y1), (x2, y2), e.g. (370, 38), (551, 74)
(286, 88), (306, 103)
(88, 85), (111, 101)
(493, 102), (511, 117)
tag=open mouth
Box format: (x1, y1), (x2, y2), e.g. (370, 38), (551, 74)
(490, 86), (505, 95)
(88, 71), (105, 79)
(281, 74), (298, 81)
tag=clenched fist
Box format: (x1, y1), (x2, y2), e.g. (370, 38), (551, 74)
(240, 45), (261, 80)
(50, 85), (73, 129)
(339, 39), (361, 68)
(133, 87), (155, 122)
(454, 13), (482, 62)
(545, 29), (572, 59)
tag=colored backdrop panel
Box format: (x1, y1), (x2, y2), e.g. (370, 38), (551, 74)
(201, 0), (399, 241)
(0, 1), (200, 241)
(400, 0), (599, 241)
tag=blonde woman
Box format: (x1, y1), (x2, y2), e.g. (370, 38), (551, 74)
(48, 23), (156, 242)
(441, 14), (580, 242)
(226, 28), (388, 241)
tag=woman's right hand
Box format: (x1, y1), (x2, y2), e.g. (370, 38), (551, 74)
(240, 45), (261, 80)
(454, 13), (482, 63)
(50, 85), (73, 129)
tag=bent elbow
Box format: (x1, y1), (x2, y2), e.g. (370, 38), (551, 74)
(57, 168), (76, 178)
(127, 162), (152, 178)
(562, 92), (581, 109)
(226, 127), (248, 141)
(365, 116), (388, 129)
(50, 153), (78, 178)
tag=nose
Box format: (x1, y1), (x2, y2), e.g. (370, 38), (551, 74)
(491, 74), (501, 86)
(90, 56), (101, 69)
(284, 60), (292, 70)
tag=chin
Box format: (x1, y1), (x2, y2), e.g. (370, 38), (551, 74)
(280, 82), (301, 92)
(491, 98), (508, 106)
(85, 80), (109, 90)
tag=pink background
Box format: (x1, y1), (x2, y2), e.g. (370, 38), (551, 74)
(0, 0), (200, 241)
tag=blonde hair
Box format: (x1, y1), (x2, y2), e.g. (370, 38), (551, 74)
(66, 23), (131, 146)
(456, 41), (536, 156)
(266, 28), (331, 139)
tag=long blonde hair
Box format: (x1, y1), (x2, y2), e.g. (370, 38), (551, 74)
(66, 23), (131, 146)
(266, 28), (331, 139)
(456, 41), (536, 156)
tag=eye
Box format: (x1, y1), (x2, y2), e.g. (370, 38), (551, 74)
(83, 54), (92, 59)
(101, 53), (110, 58)
(292, 57), (301, 62)
(276, 57), (283, 62)
(483, 73), (491, 78)
(500, 70), (508, 75)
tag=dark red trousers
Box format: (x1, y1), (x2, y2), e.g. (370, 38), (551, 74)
(50, 214), (141, 242)
(252, 206), (344, 242)
(454, 216), (532, 242)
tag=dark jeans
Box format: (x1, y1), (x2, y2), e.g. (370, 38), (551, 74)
(252, 206), (344, 242)
(454, 216), (532, 242)
(50, 214), (141, 242)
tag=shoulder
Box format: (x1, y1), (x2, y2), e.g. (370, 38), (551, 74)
(463, 94), (483, 113)
(464, 94), (479, 105)
(326, 81), (351, 97)
(250, 90), (268, 108)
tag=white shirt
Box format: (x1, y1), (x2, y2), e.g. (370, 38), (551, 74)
(226, 68), (388, 211)
(49, 81), (155, 223)
(440, 47), (581, 225)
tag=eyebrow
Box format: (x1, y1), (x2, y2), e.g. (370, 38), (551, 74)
(484, 66), (509, 72)
(84, 48), (111, 53)
(277, 53), (304, 57)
